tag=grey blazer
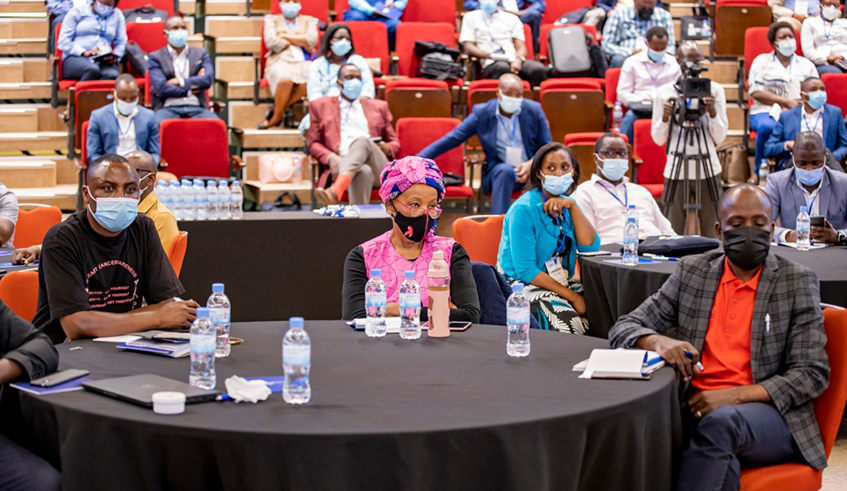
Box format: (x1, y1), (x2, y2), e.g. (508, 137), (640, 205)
(609, 251), (830, 470)
(765, 167), (847, 239)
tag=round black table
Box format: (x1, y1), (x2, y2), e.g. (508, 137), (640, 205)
(579, 244), (847, 339)
(10, 322), (680, 491)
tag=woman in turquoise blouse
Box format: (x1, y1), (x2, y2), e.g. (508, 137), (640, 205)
(497, 142), (600, 333)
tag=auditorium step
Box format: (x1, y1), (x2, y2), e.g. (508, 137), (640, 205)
(0, 38), (46, 55)
(0, 0), (45, 14)
(11, 184), (77, 211)
(181, 0), (197, 15)
(216, 80), (270, 100)
(0, 105), (66, 133)
(0, 159), (56, 187)
(215, 56), (256, 83)
(0, 131), (66, 152)
(205, 16), (263, 38)
(0, 16), (46, 38)
(703, 60), (739, 85)
(228, 100), (271, 129)
(237, 128), (304, 150)
(0, 82), (52, 100)
(0, 155), (77, 185)
(669, 3), (701, 18)
(0, 57), (50, 83)
(212, 37), (261, 55)
(204, 0), (267, 15)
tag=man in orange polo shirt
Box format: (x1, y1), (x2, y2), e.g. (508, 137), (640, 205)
(609, 184), (830, 491)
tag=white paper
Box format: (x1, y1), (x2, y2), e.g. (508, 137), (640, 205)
(354, 317), (404, 333)
(502, 0), (519, 11)
(779, 242), (827, 250)
(94, 335), (142, 343)
(768, 103), (783, 121)
(794, 0), (809, 15)
(506, 146), (523, 167)
(580, 349), (649, 379)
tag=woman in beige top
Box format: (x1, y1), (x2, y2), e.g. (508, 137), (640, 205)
(258, 0), (319, 129)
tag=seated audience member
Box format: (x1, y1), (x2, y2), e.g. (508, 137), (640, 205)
(342, 0), (404, 51)
(309, 64), (400, 206)
(652, 41), (727, 236)
(602, 0), (675, 68)
(609, 183), (829, 491)
(0, 301), (61, 491)
(463, 0), (545, 54)
(616, 26), (680, 143)
(766, 131), (847, 244)
(47, 0), (73, 53)
(581, 0), (666, 28)
(801, 0), (847, 76)
(342, 157), (481, 323)
(460, 0), (549, 88)
(32, 154), (198, 344)
(0, 182), (18, 247)
(770, 0), (819, 32)
(257, 0), (319, 129)
(420, 74), (551, 215)
(148, 15), (216, 124)
(56, 0), (126, 81)
(748, 21), (817, 178)
(87, 74), (160, 164)
(497, 143), (600, 333)
(765, 77), (847, 169)
(12, 151), (177, 265)
(306, 24), (376, 103)
(573, 133), (676, 243)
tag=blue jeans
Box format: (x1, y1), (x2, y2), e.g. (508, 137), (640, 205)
(750, 112), (778, 175)
(343, 9), (401, 52)
(155, 105), (218, 125)
(61, 55), (119, 81)
(0, 432), (61, 491)
(610, 54), (628, 68)
(520, 10), (542, 54)
(620, 107), (651, 145)
(48, 13), (65, 54)
(678, 402), (799, 491)
(482, 163), (525, 215)
(815, 63), (843, 76)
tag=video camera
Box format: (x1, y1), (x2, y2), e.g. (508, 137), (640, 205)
(673, 60), (712, 123)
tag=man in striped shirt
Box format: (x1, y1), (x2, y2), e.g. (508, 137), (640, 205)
(602, 0), (675, 68)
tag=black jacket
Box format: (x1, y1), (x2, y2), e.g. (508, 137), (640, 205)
(1, 300), (58, 382)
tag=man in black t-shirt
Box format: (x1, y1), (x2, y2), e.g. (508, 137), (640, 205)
(33, 154), (198, 344)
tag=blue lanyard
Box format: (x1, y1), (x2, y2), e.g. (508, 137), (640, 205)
(284, 18), (297, 31)
(340, 99), (355, 126)
(480, 13), (504, 53)
(642, 61), (666, 85)
(803, 111), (823, 133)
(596, 181), (628, 209)
(808, 193), (818, 213)
(824, 19), (834, 40)
(117, 114), (135, 139)
(539, 190), (569, 255)
(96, 13), (108, 39)
(322, 57), (348, 88)
(498, 113), (519, 145)
(774, 53), (794, 77)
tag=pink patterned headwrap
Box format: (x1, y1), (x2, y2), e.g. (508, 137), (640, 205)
(378, 156), (445, 203)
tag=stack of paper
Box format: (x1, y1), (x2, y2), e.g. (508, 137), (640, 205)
(117, 339), (191, 358)
(573, 349), (665, 379)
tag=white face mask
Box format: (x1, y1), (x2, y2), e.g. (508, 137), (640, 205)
(823, 5), (840, 21)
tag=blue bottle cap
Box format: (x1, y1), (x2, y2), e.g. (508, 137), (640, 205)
(799, 205), (807, 213)
(206, 179), (217, 186)
(512, 283), (524, 292)
(196, 308), (210, 318)
(212, 283), (224, 293)
(181, 179), (191, 184)
(404, 271), (415, 279)
(170, 179), (179, 185)
(628, 204), (636, 209)
(370, 269), (381, 277)
(218, 179), (228, 186)
(194, 179), (204, 185)
(290, 317), (305, 328)
(232, 180), (240, 186)
(158, 179), (167, 186)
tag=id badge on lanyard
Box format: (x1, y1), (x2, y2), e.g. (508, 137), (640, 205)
(545, 256), (569, 286)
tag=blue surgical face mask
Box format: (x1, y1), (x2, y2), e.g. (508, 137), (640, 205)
(480, 0), (499, 14)
(599, 158), (629, 182)
(341, 78), (364, 100)
(331, 37), (352, 57)
(794, 163), (825, 186)
(807, 90), (827, 110)
(647, 49), (665, 63)
(499, 92), (523, 114)
(114, 94), (137, 116)
(776, 39), (796, 58)
(542, 172), (574, 197)
(167, 29), (188, 49)
(94, 1), (113, 17)
(87, 194), (139, 233)
(282, 2), (302, 19)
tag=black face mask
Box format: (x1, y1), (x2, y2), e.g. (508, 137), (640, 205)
(392, 206), (432, 243)
(722, 226), (771, 271)
(637, 6), (654, 20)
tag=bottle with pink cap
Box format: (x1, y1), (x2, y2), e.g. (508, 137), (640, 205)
(427, 250), (450, 338)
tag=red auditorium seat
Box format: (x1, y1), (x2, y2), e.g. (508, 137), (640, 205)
(385, 79), (453, 124)
(403, 0), (457, 24)
(539, 79), (606, 143)
(125, 21), (167, 57)
(540, 0), (594, 25)
(67, 81), (120, 160)
(632, 119), (666, 198)
(160, 119), (230, 178)
(821, 73), (847, 118)
(564, 132), (629, 184)
(395, 22), (462, 86)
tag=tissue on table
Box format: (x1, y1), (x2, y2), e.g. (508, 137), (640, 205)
(224, 376), (272, 403)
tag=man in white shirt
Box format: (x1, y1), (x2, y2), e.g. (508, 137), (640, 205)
(459, 0), (549, 87)
(0, 182), (17, 248)
(652, 41), (727, 237)
(617, 26), (681, 144)
(309, 64), (401, 205)
(800, 0), (847, 76)
(87, 74), (160, 164)
(769, 0), (820, 32)
(573, 132), (676, 244)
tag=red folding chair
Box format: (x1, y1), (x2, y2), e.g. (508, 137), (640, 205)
(270, 0), (329, 23)
(397, 118), (474, 211)
(67, 80), (116, 159)
(403, 0), (457, 24)
(160, 119), (230, 178)
(565, 132), (630, 184)
(821, 73), (847, 118)
(632, 119), (666, 198)
(539, 79), (606, 142)
(125, 21), (167, 56)
(395, 22), (461, 86)
(385, 79), (453, 124)
(713, 0), (772, 58)
(81, 120), (90, 167)
(540, 0), (594, 25)
(119, 0), (174, 17)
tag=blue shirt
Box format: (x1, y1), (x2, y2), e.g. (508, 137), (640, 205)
(47, 0), (74, 17)
(601, 6), (675, 58)
(348, 0), (407, 14)
(497, 189), (600, 285)
(495, 108), (527, 164)
(783, 0), (820, 15)
(57, 4), (127, 59)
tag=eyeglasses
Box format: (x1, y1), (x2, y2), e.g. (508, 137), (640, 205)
(597, 150), (628, 159)
(393, 199), (442, 219)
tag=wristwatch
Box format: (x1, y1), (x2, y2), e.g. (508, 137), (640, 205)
(837, 231), (847, 246)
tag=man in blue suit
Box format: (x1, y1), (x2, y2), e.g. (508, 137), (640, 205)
(148, 15), (216, 124)
(419, 74), (552, 214)
(765, 131), (847, 245)
(87, 74), (160, 164)
(764, 76), (847, 170)
(464, 0), (545, 54)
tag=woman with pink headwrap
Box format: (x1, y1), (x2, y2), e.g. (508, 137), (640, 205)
(341, 156), (481, 323)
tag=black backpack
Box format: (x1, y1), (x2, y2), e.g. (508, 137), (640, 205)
(414, 41), (465, 81)
(123, 7), (168, 23)
(125, 41), (149, 74)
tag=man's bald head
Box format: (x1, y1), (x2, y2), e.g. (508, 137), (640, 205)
(124, 150), (158, 200)
(793, 131), (825, 154)
(165, 15), (186, 31)
(498, 74), (523, 98)
(677, 40), (703, 64)
(716, 183), (773, 238)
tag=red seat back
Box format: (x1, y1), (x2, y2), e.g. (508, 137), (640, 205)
(564, 132), (628, 145)
(385, 78), (449, 93)
(160, 119), (230, 178)
(270, 0), (329, 23)
(120, 0), (174, 17)
(403, 0), (456, 23)
(81, 120), (90, 167)
(397, 118), (464, 176)
(822, 73), (847, 118)
(0, 271), (39, 322)
(744, 27), (801, 76)
(539, 78), (602, 93)
(541, 0), (594, 25)
(166, 231), (188, 277)
(126, 21), (167, 54)
(55, 22), (64, 80)
(452, 215), (505, 266)
(523, 24), (534, 59)
(395, 22), (458, 78)
(633, 119), (666, 185)
(15, 206), (62, 249)
(605, 67), (621, 105)
(73, 81), (117, 149)
(330, 21), (388, 74)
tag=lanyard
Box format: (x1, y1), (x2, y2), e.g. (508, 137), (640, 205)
(284, 18), (297, 31)
(117, 114), (135, 139)
(596, 181), (628, 209)
(824, 19), (834, 40)
(321, 57), (348, 88)
(498, 113), (519, 145)
(174, 53), (189, 78)
(642, 61), (666, 85)
(340, 99), (355, 126)
(539, 190), (570, 256)
(96, 13), (107, 39)
(803, 111), (823, 133)
(480, 13), (504, 53)
(808, 192), (819, 213)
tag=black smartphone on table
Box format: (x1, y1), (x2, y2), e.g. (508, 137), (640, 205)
(30, 369), (89, 387)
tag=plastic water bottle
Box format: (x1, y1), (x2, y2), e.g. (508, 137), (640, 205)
(207, 283), (231, 358)
(759, 159), (770, 186)
(282, 316), (311, 404)
(292, 156), (303, 184)
(702, 19), (711, 37)
(218, 180), (232, 220)
(169, 179), (182, 221)
(206, 179), (219, 220)
(506, 283), (531, 357)
(365, 269), (387, 337)
(194, 179), (207, 221)
(399, 271), (421, 340)
(189, 308), (216, 390)
(230, 180), (244, 220)
(612, 102), (623, 132)
(623, 216), (639, 266)
(181, 179), (195, 221)
(626, 204), (639, 228)
(797, 205), (811, 251)
(157, 179), (169, 208)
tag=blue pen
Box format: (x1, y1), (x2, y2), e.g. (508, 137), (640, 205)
(216, 394), (232, 402)
(685, 350), (705, 371)
(644, 253), (678, 262)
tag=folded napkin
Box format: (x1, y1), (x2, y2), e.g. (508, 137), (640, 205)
(224, 376), (272, 404)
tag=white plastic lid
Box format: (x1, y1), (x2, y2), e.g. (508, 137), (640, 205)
(152, 391), (186, 415)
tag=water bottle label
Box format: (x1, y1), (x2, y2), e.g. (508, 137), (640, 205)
(283, 345), (311, 365)
(211, 308), (230, 325)
(366, 292), (387, 307)
(191, 334), (216, 354)
(399, 292), (420, 309)
(507, 307), (530, 326)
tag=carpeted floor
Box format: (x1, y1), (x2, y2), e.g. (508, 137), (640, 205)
(823, 431), (847, 491)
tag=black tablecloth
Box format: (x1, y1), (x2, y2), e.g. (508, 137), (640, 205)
(178, 211), (392, 322)
(8, 322), (680, 491)
(580, 244), (847, 339)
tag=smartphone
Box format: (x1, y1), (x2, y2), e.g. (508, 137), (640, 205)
(371, 136), (383, 143)
(810, 216), (825, 228)
(30, 369), (89, 388)
(578, 251), (613, 257)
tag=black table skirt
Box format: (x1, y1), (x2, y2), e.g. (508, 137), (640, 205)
(8, 322), (680, 491)
(178, 211), (392, 322)
(580, 244), (847, 339)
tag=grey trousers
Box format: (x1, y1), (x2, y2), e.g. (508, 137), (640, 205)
(339, 136), (388, 205)
(663, 176), (721, 237)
